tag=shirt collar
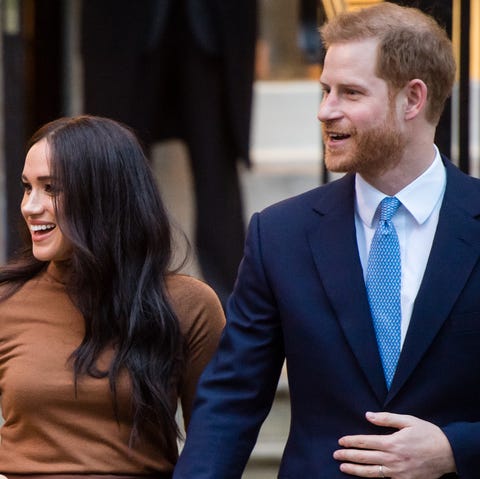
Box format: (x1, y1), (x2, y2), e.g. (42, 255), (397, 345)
(355, 146), (446, 227)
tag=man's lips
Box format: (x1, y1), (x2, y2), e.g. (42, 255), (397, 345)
(325, 131), (351, 141)
(323, 132), (352, 150)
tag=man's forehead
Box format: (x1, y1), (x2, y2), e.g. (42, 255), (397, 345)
(321, 39), (381, 81)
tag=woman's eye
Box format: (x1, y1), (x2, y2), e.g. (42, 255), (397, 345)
(21, 181), (32, 193)
(44, 184), (58, 195)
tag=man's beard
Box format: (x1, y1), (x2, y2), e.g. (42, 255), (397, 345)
(322, 116), (407, 177)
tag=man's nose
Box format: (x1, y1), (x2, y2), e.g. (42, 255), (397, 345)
(317, 92), (341, 123)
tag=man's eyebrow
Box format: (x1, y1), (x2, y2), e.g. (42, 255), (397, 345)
(320, 80), (367, 89)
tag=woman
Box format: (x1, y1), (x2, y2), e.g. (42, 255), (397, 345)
(0, 116), (225, 478)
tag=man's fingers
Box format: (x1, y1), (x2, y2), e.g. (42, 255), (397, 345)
(365, 411), (417, 429)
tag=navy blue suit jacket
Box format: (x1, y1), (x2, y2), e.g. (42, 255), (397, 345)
(174, 157), (480, 478)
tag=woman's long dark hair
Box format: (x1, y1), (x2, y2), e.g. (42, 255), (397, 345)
(0, 115), (185, 461)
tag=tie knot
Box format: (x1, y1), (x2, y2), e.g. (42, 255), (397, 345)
(379, 196), (400, 222)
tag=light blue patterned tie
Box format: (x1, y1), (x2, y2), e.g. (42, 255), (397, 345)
(366, 196), (401, 389)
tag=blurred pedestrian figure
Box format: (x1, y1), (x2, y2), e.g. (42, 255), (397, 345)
(81, 0), (257, 305)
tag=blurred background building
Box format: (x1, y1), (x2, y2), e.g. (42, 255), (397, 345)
(0, 0), (478, 476)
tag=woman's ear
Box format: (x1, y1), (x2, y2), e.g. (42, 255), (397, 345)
(403, 78), (428, 120)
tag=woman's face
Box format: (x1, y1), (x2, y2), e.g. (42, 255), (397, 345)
(21, 138), (72, 262)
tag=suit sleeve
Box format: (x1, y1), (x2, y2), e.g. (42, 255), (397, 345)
(173, 213), (285, 478)
(442, 422), (480, 476)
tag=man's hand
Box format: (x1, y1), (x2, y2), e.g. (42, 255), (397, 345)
(332, 411), (456, 478)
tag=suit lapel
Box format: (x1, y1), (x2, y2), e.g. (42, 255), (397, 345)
(387, 160), (480, 403)
(307, 174), (388, 402)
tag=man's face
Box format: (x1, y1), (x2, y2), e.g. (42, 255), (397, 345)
(318, 38), (407, 177)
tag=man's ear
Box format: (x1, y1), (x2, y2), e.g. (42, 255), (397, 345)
(403, 79), (428, 120)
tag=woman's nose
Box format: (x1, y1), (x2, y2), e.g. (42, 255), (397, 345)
(21, 190), (45, 216)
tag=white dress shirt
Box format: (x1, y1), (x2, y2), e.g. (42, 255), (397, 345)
(355, 146), (446, 346)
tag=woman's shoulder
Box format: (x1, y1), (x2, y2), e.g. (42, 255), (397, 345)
(0, 262), (64, 300)
(165, 273), (225, 333)
(0, 281), (11, 299)
(0, 268), (69, 313)
(165, 273), (222, 310)
(0, 272), (41, 301)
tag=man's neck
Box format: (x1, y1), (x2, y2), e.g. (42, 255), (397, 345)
(360, 143), (437, 196)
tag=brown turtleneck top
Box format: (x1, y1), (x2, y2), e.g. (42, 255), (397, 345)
(0, 263), (225, 474)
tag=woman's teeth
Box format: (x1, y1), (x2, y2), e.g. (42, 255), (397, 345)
(31, 224), (55, 232)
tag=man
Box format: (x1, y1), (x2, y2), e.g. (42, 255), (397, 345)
(174, 3), (478, 478)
